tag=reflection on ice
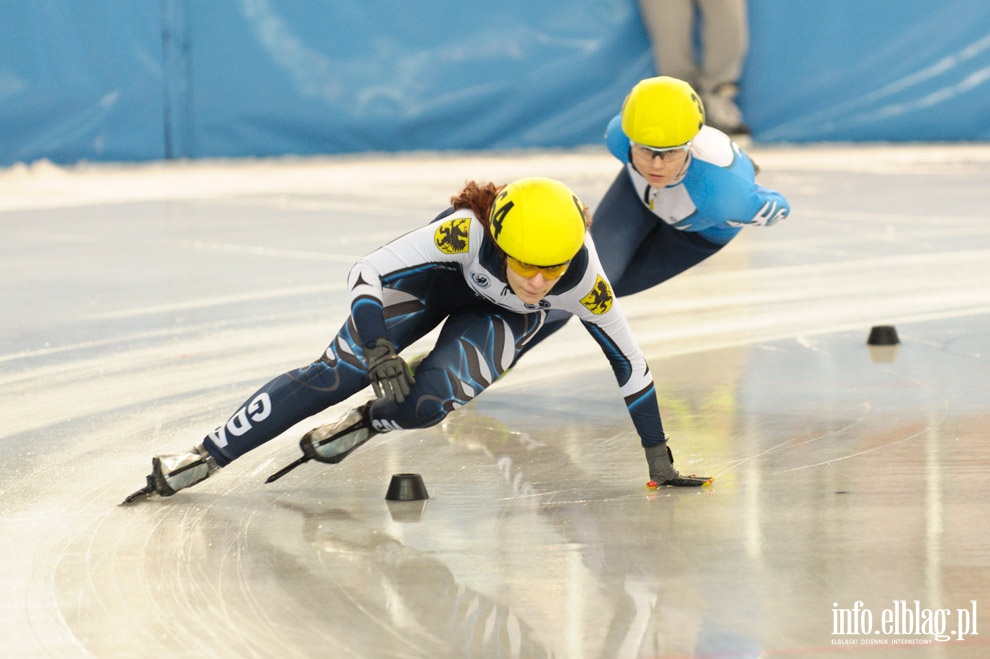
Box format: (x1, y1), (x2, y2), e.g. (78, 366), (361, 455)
(1, 146), (989, 657)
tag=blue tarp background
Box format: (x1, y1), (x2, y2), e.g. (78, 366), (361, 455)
(1, 0), (988, 165)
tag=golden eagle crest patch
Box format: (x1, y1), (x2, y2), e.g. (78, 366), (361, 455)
(580, 275), (614, 315)
(434, 217), (471, 254)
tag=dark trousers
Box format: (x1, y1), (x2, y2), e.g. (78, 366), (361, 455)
(203, 270), (543, 465)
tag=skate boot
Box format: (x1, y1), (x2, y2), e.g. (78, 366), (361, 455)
(151, 444), (220, 496)
(300, 404), (377, 464)
(122, 443), (220, 504)
(644, 442), (712, 488)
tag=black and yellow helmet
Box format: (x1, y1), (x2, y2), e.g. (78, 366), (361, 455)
(488, 177), (586, 266)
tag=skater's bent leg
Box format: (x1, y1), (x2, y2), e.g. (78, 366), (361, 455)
(514, 310), (572, 362)
(367, 308), (537, 432)
(611, 224), (725, 296)
(203, 344), (370, 465)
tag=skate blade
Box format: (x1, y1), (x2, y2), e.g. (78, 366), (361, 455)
(646, 475), (714, 489)
(120, 476), (156, 505)
(265, 455), (310, 483)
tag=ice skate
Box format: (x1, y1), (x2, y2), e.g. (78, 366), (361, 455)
(300, 404), (376, 464)
(122, 444), (219, 504)
(266, 405), (377, 483)
(644, 442), (712, 488)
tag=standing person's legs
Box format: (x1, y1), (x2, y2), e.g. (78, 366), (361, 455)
(637, 0), (698, 84)
(695, 0), (749, 133)
(695, 0), (748, 92)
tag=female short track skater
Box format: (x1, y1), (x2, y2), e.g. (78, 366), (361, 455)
(127, 177), (709, 502)
(600, 74), (790, 294)
(528, 75), (791, 347)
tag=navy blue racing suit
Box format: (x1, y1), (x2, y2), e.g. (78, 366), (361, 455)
(202, 205), (668, 468)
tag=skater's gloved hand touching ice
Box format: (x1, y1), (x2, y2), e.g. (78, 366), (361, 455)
(644, 442), (712, 487)
(365, 337), (414, 404)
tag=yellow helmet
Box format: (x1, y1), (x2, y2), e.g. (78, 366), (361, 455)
(489, 177), (586, 266)
(620, 76), (705, 147)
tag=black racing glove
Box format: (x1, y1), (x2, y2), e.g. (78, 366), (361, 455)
(644, 442), (712, 487)
(365, 337), (414, 404)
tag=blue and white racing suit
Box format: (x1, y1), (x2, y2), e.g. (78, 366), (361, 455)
(202, 206), (668, 468)
(524, 117), (791, 351)
(597, 116), (790, 295)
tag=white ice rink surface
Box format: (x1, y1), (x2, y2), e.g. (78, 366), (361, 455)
(2, 144), (989, 658)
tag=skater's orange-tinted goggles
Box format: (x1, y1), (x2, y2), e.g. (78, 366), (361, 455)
(506, 256), (570, 280)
